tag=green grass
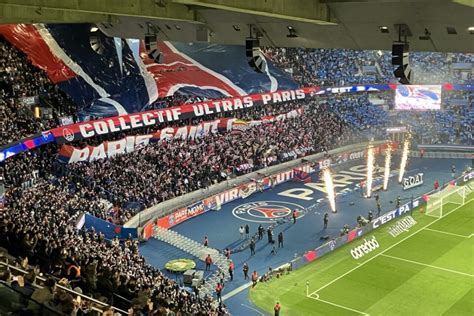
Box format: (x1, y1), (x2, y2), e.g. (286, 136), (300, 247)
(249, 191), (474, 316)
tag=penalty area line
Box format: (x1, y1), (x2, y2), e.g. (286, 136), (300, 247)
(306, 294), (369, 315)
(423, 228), (471, 238)
(381, 254), (474, 278)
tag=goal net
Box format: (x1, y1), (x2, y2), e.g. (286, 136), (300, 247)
(426, 184), (472, 218)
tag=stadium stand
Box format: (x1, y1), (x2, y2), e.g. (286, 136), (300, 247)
(264, 47), (473, 145)
(63, 101), (350, 212)
(0, 24), (472, 316)
(0, 37), (77, 147)
(0, 99), (352, 315)
(0, 176), (230, 314)
(264, 47), (473, 86)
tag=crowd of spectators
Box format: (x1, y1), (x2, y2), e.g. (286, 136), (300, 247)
(0, 36), (77, 147)
(264, 46), (473, 144)
(0, 179), (229, 315)
(66, 101), (306, 150)
(1, 34), (473, 316)
(65, 101), (351, 211)
(264, 46), (473, 87)
(0, 97), (351, 315)
(390, 91), (474, 145)
(316, 92), (390, 130)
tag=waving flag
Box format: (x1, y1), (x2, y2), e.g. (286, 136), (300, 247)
(0, 23), (298, 118)
(293, 169), (312, 183)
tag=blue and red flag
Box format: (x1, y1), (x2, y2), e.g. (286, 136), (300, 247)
(0, 23), (298, 118)
(293, 169), (311, 183)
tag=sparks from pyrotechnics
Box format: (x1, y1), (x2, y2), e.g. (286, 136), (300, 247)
(366, 145), (374, 198)
(323, 167), (337, 213)
(383, 145), (392, 190)
(398, 137), (410, 183)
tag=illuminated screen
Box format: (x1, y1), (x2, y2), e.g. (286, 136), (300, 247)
(395, 85), (442, 110)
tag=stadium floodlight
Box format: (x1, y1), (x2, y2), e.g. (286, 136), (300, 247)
(468, 26), (474, 34)
(379, 26), (389, 33)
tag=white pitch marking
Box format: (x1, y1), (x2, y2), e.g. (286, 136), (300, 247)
(221, 282), (252, 301)
(308, 200), (472, 297)
(240, 304), (264, 316)
(306, 295), (369, 315)
(423, 228), (471, 238)
(381, 254), (474, 278)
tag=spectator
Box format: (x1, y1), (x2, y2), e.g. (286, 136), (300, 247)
(28, 277), (55, 312)
(205, 254), (213, 271)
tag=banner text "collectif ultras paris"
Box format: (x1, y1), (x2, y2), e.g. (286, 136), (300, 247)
(50, 88), (312, 143)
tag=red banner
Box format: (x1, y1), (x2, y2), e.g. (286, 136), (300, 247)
(50, 88), (316, 143)
(58, 108), (304, 163)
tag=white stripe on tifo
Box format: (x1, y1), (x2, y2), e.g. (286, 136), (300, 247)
(34, 24), (110, 99)
(380, 254), (474, 278)
(263, 59), (278, 92)
(126, 39), (159, 105)
(35, 24), (129, 115)
(145, 61), (194, 67)
(98, 97), (128, 115)
(423, 228), (471, 238)
(166, 83), (232, 98)
(221, 281), (252, 301)
(162, 41), (248, 96)
(306, 294), (370, 315)
(308, 199), (473, 297)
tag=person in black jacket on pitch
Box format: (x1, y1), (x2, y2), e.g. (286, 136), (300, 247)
(278, 232), (284, 248)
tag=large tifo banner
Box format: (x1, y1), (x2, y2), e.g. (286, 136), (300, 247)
(1, 83), (473, 163)
(141, 142), (396, 238)
(58, 108), (304, 163)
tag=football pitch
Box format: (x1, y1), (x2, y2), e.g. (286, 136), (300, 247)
(249, 190), (474, 316)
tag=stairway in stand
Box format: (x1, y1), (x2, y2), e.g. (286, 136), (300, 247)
(152, 226), (230, 297)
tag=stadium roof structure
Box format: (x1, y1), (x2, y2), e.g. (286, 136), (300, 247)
(0, 0), (473, 53)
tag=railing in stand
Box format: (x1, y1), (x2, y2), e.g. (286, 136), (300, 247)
(0, 261), (128, 315)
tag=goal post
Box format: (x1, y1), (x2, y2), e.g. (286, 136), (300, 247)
(426, 184), (471, 218)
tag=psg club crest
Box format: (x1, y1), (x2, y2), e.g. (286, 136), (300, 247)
(168, 214), (175, 226)
(62, 128), (75, 142)
(232, 201), (304, 223)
